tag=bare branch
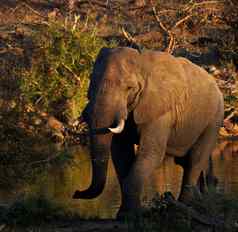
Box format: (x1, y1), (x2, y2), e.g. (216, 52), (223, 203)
(167, 34), (176, 54)
(152, 6), (175, 53)
(156, 9), (177, 16)
(152, 6), (170, 34)
(184, 0), (225, 12)
(121, 26), (138, 46)
(173, 14), (193, 29)
(11, 2), (47, 20)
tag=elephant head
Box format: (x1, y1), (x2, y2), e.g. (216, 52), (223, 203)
(73, 47), (148, 199)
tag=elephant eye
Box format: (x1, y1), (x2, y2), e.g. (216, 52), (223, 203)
(127, 86), (133, 91)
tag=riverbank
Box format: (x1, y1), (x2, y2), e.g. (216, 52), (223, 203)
(1, 191), (238, 232)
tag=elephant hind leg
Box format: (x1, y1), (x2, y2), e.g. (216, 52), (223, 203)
(178, 123), (219, 202)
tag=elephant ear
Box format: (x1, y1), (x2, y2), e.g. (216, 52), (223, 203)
(133, 73), (171, 124)
(88, 47), (112, 100)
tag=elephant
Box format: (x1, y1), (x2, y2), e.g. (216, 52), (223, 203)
(72, 47), (224, 218)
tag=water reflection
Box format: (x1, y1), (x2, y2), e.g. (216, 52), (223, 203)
(0, 141), (237, 219)
(0, 145), (121, 219)
(212, 140), (238, 195)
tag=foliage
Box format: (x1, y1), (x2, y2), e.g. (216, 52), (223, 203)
(20, 17), (116, 122)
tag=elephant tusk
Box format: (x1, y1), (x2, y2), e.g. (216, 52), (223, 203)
(108, 119), (125, 134)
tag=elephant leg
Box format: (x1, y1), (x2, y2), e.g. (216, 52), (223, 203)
(117, 118), (170, 217)
(111, 135), (136, 216)
(179, 123), (219, 202)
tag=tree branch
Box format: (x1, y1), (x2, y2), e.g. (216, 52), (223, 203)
(11, 2), (47, 20)
(152, 6), (175, 53)
(173, 14), (193, 29)
(184, 0), (225, 12)
(121, 26), (139, 47)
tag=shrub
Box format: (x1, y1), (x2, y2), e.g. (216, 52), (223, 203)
(20, 17), (116, 122)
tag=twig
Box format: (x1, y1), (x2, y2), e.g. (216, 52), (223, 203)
(151, 0), (224, 53)
(61, 63), (81, 85)
(167, 34), (175, 54)
(152, 6), (169, 33)
(156, 9), (177, 16)
(121, 26), (138, 46)
(168, 14), (193, 53)
(152, 6), (175, 53)
(11, 2), (47, 20)
(184, 0), (225, 12)
(152, 5), (195, 54)
(173, 14), (193, 29)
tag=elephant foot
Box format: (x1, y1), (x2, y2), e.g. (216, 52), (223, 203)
(72, 190), (81, 199)
(116, 209), (129, 221)
(178, 185), (202, 204)
(116, 209), (142, 221)
(116, 205), (140, 221)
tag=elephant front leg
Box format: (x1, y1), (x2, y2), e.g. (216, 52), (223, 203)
(111, 135), (136, 218)
(118, 119), (171, 218)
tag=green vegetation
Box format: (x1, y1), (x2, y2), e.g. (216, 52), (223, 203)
(0, 16), (116, 189)
(20, 17), (115, 121)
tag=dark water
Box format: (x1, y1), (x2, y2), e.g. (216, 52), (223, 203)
(0, 141), (238, 219)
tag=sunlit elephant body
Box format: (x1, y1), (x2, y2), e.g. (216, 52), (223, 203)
(73, 47), (224, 218)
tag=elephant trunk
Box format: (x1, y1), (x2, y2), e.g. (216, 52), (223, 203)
(73, 133), (112, 199)
(73, 93), (127, 199)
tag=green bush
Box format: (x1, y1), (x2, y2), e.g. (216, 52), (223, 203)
(20, 17), (116, 121)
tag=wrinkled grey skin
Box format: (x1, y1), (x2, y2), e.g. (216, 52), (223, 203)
(73, 47), (224, 218)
